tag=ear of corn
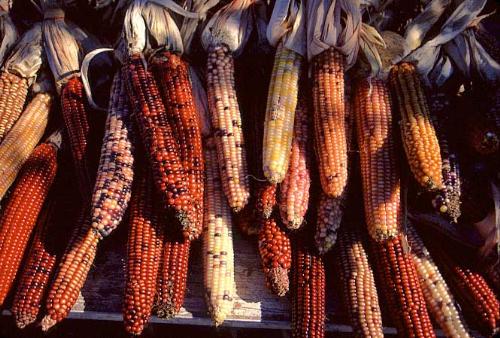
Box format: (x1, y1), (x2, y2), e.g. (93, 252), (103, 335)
(406, 226), (471, 338)
(258, 213), (292, 297)
(263, 44), (302, 184)
(279, 91), (311, 230)
(353, 79), (401, 241)
(315, 193), (345, 255)
(371, 235), (436, 338)
(312, 47), (349, 198)
(206, 44), (250, 211)
(124, 169), (164, 335)
(256, 182), (277, 220)
(0, 71), (29, 143)
(203, 135), (235, 325)
(336, 225), (383, 338)
(0, 91), (50, 200)
(90, 72), (134, 238)
(0, 142), (59, 306)
(124, 54), (195, 230)
(291, 236), (326, 338)
(389, 62), (443, 191)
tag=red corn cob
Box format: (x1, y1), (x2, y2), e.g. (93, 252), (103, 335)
(256, 182), (277, 220)
(0, 142), (58, 306)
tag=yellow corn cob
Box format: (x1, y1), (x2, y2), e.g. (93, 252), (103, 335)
(0, 92), (50, 200)
(263, 44), (302, 184)
(203, 134), (235, 326)
(389, 62), (443, 191)
(0, 71), (29, 143)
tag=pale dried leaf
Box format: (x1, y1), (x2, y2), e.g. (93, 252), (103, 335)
(4, 23), (43, 82)
(180, 0), (220, 53)
(0, 11), (17, 66)
(267, 0), (305, 56)
(123, 0), (147, 54)
(142, 1), (183, 54)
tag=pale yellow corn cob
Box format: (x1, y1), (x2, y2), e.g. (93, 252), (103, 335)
(263, 44), (302, 184)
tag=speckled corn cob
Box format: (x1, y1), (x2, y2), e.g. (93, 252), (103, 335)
(371, 235), (436, 338)
(124, 170), (164, 335)
(312, 47), (349, 198)
(0, 142), (58, 306)
(263, 44), (302, 183)
(291, 236), (325, 338)
(206, 45), (250, 211)
(315, 193), (345, 255)
(336, 226), (383, 338)
(203, 134), (235, 325)
(124, 54), (194, 229)
(91, 72), (134, 238)
(353, 79), (401, 241)
(258, 214), (292, 297)
(407, 226), (470, 338)
(0, 91), (50, 200)
(151, 51), (204, 240)
(389, 62), (443, 191)
(0, 71), (29, 143)
(279, 91), (311, 230)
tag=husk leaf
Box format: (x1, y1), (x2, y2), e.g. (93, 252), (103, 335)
(180, 0), (221, 53)
(0, 5), (17, 67)
(123, 0), (147, 54)
(267, 0), (306, 57)
(142, 0), (183, 54)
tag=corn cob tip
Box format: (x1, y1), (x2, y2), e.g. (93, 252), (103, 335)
(372, 228), (400, 243)
(287, 217), (304, 230)
(15, 314), (36, 329)
(267, 266), (289, 297)
(40, 315), (57, 332)
(211, 306), (229, 327)
(154, 302), (178, 319)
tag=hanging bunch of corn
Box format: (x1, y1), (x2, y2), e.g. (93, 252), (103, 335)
(306, 0), (361, 198)
(201, 0), (254, 212)
(262, 0), (305, 184)
(0, 23), (43, 144)
(0, 131), (60, 307)
(0, 0), (17, 66)
(0, 72), (52, 201)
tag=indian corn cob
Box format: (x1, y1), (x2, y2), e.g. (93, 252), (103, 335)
(124, 54), (194, 229)
(206, 44), (250, 211)
(258, 213), (292, 297)
(90, 72), (134, 238)
(0, 71), (29, 143)
(371, 235), (436, 338)
(336, 225), (383, 338)
(0, 139), (59, 306)
(151, 50), (204, 240)
(203, 134), (235, 325)
(256, 183), (277, 220)
(263, 43), (302, 183)
(353, 79), (401, 241)
(312, 47), (349, 198)
(0, 84), (51, 200)
(389, 62), (443, 191)
(291, 236), (326, 338)
(315, 193), (345, 255)
(406, 226), (471, 338)
(123, 170), (164, 335)
(279, 91), (311, 230)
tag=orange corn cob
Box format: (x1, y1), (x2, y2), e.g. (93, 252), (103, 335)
(124, 54), (194, 230)
(389, 62), (443, 191)
(256, 183), (277, 220)
(206, 45), (250, 211)
(312, 47), (349, 197)
(124, 170), (164, 335)
(315, 193), (345, 255)
(279, 92), (311, 230)
(151, 51), (204, 240)
(0, 71), (29, 143)
(0, 142), (58, 306)
(291, 236), (326, 338)
(258, 214), (292, 296)
(354, 79), (401, 241)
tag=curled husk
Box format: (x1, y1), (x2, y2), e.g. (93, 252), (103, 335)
(0, 1), (18, 66)
(267, 0), (306, 57)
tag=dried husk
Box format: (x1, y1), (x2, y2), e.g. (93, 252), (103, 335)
(267, 0), (306, 57)
(3, 23), (43, 85)
(123, 0), (147, 55)
(357, 23), (385, 78)
(180, 0), (220, 52)
(30, 69), (55, 95)
(201, 0), (254, 55)
(0, 0), (17, 67)
(141, 0), (183, 54)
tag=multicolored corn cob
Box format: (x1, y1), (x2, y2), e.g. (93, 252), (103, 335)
(258, 214), (292, 297)
(291, 236), (325, 338)
(315, 193), (345, 255)
(206, 44), (250, 211)
(151, 50), (204, 240)
(91, 72), (134, 238)
(312, 47), (349, 198)
(371, 235), (436, 337)
(124, 54), (194, 229)
(263, 44), (302, 183)
(0, 71), (29, 143)
(336, 225), (383, 338)
(124, 171), (164, 335)
(0, 141), (59, 306)
(203, 134), (235, 325)
(389, 62), (443, 191)
(353, 79), (401, 241)
(279, 91), (311, 230)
